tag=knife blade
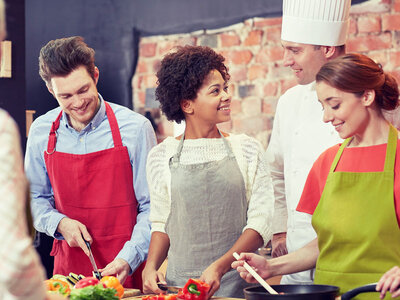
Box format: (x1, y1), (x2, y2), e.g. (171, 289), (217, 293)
(157, 283), (181, 293)
(84, 239), (102, 280)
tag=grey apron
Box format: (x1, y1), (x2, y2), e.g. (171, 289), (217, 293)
(165, 132), (251, 298)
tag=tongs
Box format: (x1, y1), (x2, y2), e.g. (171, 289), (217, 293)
(84, 239), (102, 280)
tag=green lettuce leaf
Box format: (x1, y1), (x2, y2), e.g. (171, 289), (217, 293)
(69, 284), (119, 300)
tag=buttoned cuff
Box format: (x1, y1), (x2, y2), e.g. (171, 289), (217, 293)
(117, 244), (146, 275)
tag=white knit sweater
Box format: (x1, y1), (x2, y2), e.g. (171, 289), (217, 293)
(146, 133), (274, 245)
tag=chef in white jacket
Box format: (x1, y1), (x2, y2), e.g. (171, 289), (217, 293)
(267, 0), (400, 285)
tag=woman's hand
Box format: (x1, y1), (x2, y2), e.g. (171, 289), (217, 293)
(376, 266), (400, 299)
(199, 262), (224, 299)
(142, 266), (166, 294)
(231, 253), (271, 283)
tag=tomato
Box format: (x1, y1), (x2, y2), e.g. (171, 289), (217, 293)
(75, 276), (106, 289)
(142, 293), (177, 300)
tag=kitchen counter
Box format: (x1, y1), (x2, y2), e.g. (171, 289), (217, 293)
(124, 296), (243, 300)
(122, 289), (243, 300)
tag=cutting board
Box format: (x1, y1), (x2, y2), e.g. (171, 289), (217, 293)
(122, 288), (142, 298)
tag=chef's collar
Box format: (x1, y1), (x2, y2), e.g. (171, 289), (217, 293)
(61, 93), (105, 132)
(310, 81), (317, 91)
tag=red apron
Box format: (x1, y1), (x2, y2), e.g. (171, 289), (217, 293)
(45, 102), (144, 288)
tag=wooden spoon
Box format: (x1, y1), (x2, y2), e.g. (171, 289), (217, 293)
(233, 252), (278, 295)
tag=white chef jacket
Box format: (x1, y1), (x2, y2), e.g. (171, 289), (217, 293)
(267, 82), (340, 284)
(267, 81), (400, 284)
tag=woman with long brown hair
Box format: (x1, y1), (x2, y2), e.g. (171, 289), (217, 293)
(233, 53), (400, 299)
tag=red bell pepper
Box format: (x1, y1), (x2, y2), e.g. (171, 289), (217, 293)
(178, 279), (209, 300)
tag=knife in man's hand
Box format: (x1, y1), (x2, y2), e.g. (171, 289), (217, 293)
(84, 239), (102, 280)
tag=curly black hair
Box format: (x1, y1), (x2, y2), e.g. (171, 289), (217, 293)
(155, 45), (230, 123)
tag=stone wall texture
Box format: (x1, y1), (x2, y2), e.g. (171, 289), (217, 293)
(132, 0), (400, 148)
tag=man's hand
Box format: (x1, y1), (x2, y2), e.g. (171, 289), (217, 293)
(57, 217), (92, 256)
(99, 258), (131, 285)
(271, 232), (287, 258)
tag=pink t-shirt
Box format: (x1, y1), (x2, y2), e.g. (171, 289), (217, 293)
(297, 140), (400, 227)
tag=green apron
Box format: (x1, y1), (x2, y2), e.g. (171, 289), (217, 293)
(312, 124), (400, 300)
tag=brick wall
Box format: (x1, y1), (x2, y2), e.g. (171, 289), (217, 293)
(132, 0), (400, 148)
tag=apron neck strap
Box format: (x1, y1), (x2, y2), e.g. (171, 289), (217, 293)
(46, 110), (63, 154)
(383, 124), (397, 172)
(104, 101), (123, 147)
(329, 138), (351, 173)
(329, 123), (398, 173)
(46, 101), (122, 155)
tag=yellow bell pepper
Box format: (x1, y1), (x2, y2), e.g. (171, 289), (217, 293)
(100, 275), (124, 299)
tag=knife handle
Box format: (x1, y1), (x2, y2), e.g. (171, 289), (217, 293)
(82, 234), (91, 250)
(158, 283), (168, 291)
(84, 240), (91, 250)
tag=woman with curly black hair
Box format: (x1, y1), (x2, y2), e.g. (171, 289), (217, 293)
(142, 45), (274, 298)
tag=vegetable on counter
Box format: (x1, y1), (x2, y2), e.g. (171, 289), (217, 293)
(75, 276), (106, 289)
(143, 279), (209, 300)
(100, 275), (124, 299)
(143, 294), (178, 300)
(44, 278), (71, 296)
(179, 279), (210, 300)
(70, 284), (119, 300)
(44, 274), (120, 299)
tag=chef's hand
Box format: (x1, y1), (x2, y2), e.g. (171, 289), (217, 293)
(200, 261), (224, 299)
(142, 265), (166, 294)
(99, 258), (131, 285)
(376, 266), (400, 299)
(57, 217), (91, 256)
(271, 232), (287, 258)
(231, 253), (271, 283)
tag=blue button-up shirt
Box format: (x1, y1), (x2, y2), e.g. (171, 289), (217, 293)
(25, 95), (157, 273)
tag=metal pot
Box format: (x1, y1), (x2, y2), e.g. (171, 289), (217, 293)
(244, 283), (378, 300)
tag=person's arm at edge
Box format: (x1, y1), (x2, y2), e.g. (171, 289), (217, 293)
(268, 238), (318, 277)
(0, 112), (47, 300)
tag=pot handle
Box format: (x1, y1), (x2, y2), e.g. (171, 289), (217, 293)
(340, 283), (377, 300)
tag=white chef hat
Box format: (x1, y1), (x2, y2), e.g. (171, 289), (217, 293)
(281, 0), (351, 46)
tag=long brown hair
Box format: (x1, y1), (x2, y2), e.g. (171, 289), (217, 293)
(316, 53), (399, 111)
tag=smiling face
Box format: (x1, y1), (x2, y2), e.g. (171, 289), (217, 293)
(184, 69), (231, 127)
(48, 66), (100, 131)
(282, 40), (329, 85)
(316, 81), (371, 139)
